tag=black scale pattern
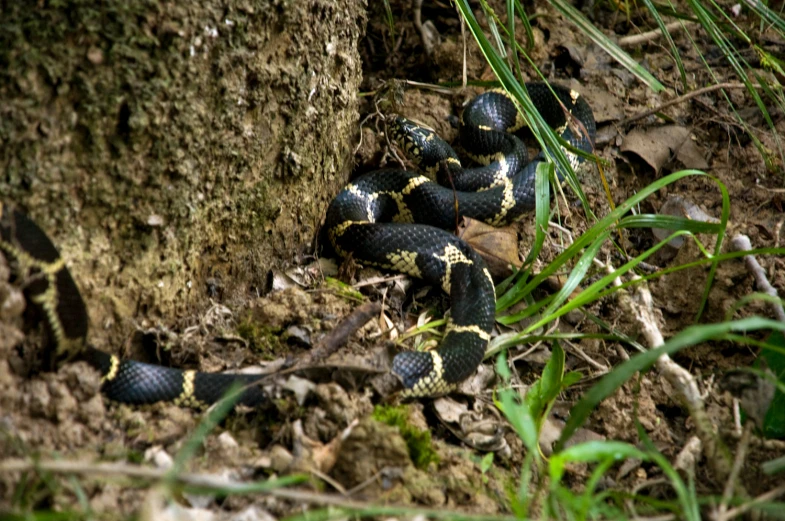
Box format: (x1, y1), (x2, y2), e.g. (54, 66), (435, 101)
(88, 347), (268, 407)
(0, 206), (88, 360)
(2, 206), (269, 408)
(101, 358), (187, 405)
(388, 117), (528, 192)
(327, 82), (596, 395)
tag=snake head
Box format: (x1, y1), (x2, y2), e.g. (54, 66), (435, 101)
(387, 116), (436, 165)
(387, 116), (459, 171)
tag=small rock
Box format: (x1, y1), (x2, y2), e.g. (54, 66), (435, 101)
(284, 325), (311, 346)
(283, 375), (316, 406)
(269, 444), (294, 473)
(144, 446), (174, 470)
(216, 431), (239, 459)
(252, 455), (272, 468)
(27, 380), (52, 418)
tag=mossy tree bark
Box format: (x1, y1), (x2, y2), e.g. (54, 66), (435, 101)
(0, 1), (365, 345)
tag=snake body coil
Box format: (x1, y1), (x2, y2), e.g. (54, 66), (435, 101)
(2, 83), (595, 405)
(327, 83), (595, 396)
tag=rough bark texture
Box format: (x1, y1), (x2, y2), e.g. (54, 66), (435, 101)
(0, 0), (365, 345)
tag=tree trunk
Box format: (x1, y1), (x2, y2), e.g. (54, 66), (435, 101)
(0, 0), (366, 344)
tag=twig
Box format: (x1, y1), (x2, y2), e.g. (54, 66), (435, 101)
(237, 301), (383, 391)
(616, 272), (740, 493)
(729, 234), (785, 323)
(509, 320), (560, 363)
(401, 79), (457, 96)
(727, 430), (785, 450)
(715, 422), (753, 521)
(458, 1), (467, 88)
(309, 467), (347, 495)
(0, 458), (518, 520)
(620, 82), (761, 127)
(618, 21), (695, 47)
(352, 274), (407, 289)
(413, 0), (425, 52)
(627, 478), (674, 520)
(732, 398), (743, 436)
(305, 302), (382, 363)
(353, 110), (379, 156)
(717, 484), (785, 521)
(345, 467), (402, 497)
(563, 338), (609, 372)
(413, 0), (436, 57)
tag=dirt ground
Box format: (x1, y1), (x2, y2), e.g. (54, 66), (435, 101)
(2, 0), (785, 518)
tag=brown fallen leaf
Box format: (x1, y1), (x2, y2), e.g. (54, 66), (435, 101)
(289, 418), (359, 475)
(457, 216), (522, 278)
(675, 137), (709, 170)
(621, 125), (707, 173)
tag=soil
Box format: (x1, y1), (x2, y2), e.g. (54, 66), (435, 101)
(3, 0), (785, 519)
(0, 0), (365, 348)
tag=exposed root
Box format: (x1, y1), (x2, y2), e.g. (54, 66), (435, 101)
(729, 233), (785, 323)
(618, 21), (695, 47)
(613, 270), (741, 494)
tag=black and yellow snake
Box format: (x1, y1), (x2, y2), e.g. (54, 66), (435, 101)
(1, 83), (595, 406)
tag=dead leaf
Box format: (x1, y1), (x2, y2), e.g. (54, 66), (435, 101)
(457, 217), (521, 277)
(283, 375), (317, 406)
(457, 363), (496, 395)
(676, 137), (709, 170)
(621, 125), (707, 173)
(290, 418), (358, 474)
(433, 397), (509, 454)
(541, 416), (606, 456)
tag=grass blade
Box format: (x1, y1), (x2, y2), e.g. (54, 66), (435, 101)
(556, 317), (785, 450)
(549, 0), (665, 91)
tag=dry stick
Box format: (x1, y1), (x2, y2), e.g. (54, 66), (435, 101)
(620, 82), (761, 126)
(720, 484), (785, 521)
(715, 422), (753, 521)
(618, 21), (695, 47)
(237, 301), (383, 393)
(729, 234), (785, 323)
(304, 301), (382, 364)
(615, 272), (741, 494)
(0, 459), (517, 521)
(673, 435), (703, 476)
(459, 2), (467, 88)
(413, 0), (428, 55)
(728, 430), (785, 450)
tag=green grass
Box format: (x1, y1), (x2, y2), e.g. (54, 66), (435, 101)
(371, 0), (785, 519)
(465, 0), (785, 518)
